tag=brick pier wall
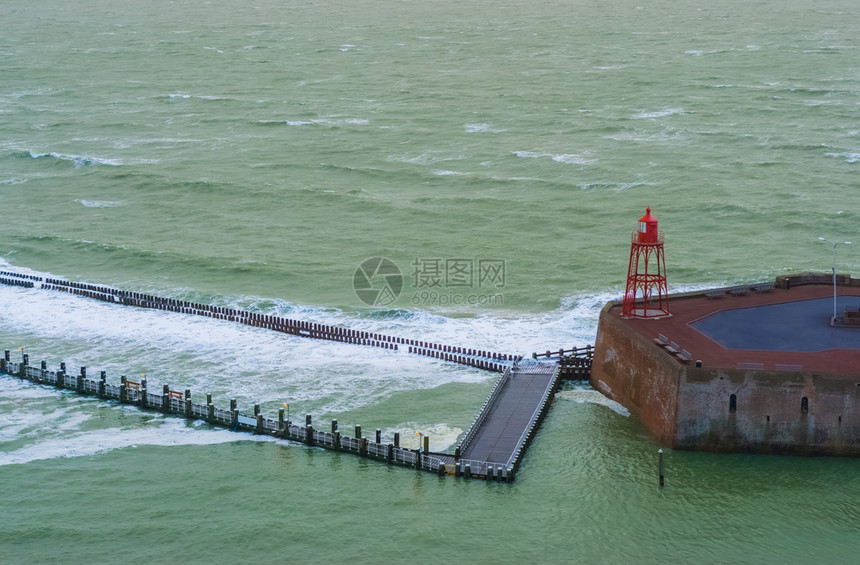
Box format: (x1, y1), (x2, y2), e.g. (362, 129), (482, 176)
(591, 303), (860, 456)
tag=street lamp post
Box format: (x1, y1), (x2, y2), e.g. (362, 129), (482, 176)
(818, 237), (851, 322)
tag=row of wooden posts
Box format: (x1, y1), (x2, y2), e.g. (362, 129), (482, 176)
(1, 350), (516, 482)
(0, 273), (595, 379)
(21, 276), (519, 370)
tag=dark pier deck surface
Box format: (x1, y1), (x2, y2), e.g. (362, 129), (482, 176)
(458, 360), (560, 476)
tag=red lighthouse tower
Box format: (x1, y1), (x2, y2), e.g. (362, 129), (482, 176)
(623, 207), (670, 318)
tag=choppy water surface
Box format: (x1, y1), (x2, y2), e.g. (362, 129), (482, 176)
(2, 0), (859, 562)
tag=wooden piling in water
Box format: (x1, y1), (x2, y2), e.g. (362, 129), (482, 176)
(0, 345), (568, 483)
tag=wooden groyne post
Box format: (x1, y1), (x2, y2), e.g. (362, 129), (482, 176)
(1, 349), (514, 480)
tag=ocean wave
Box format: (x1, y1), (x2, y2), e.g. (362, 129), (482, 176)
(0, 409), (264, 467)
(513, 151), (596, 165)
(28, 151), (122, 167)
(4, 87), (63, 99)
(632, 108), (684, 119)
(387, 152), (471, 166)
(556, 386), (629, 417)
(255, 118), (367, 127)
(77, 199), (126, 208)
(0, 283), (495, 410)
(464, 123), (505, 133)
(24, 151), (157, 167)
(388, 422), (464, 451)
(577, 180), (661, 192)
(827, 152), (859, 164)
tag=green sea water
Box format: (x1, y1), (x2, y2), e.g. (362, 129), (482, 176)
(1, 0), (859, 562)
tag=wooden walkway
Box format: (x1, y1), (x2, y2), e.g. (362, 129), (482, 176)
(456, 360), (561, 479)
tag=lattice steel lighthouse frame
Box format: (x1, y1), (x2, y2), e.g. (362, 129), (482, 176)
(622, 207), (670, 319)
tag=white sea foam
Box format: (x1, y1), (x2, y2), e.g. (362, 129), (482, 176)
(632, 108), (684, 119)
(577, 179), (662, 192)
(0, 257), (614, 360)
(827, 152), (859, 163)
(0, 276), (608, 414)
(388, 422), (464, 451)
(0, 283), (494, 412)
(513, 151), (596, 165)
(0, 414), (261, 466)
(78, 199), (126, 208)
(388, 152), (470, 166)
(28, 151), (123, 167)
(556, 387), (630, 417)
(464, 123), (505, 133)
(6, 87), (62, 99)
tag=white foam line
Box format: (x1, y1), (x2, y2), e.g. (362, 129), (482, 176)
(0, 415), (267, 467)
(556, 388), (630, 417)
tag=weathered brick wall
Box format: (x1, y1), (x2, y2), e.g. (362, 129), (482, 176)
(676, 368), (860, 455)
(591, 302), (860, 455)
(590, 303), (683, 446)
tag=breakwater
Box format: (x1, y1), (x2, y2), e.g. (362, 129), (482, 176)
(0, 272), (520, 372)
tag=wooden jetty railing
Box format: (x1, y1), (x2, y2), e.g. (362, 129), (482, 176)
(0, 349), (520, 481)
(533, 346), (593, 380)
(532, 345), (593, 360)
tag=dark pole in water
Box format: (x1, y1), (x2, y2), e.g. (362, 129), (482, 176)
(658, 449), (665, 487)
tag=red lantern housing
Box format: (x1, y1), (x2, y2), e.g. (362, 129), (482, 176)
(623, 207), (670, 318)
